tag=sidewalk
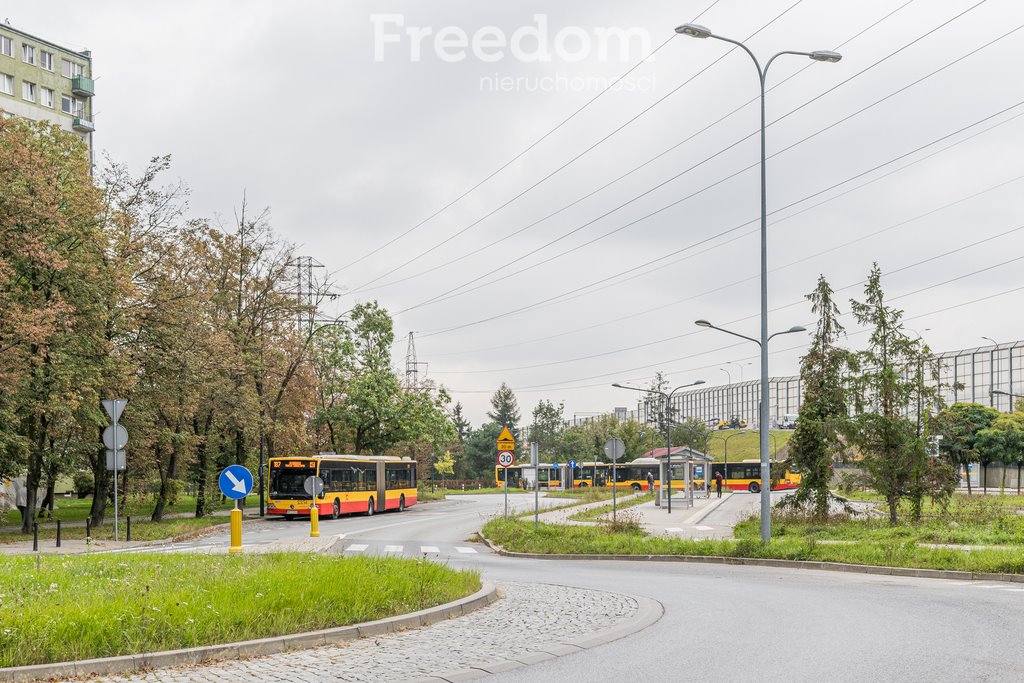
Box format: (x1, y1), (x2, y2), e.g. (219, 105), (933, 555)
(534, 490), (738, 540)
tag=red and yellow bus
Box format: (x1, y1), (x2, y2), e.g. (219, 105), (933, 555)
(494, 464), (562, 489)
(707, 461), (801, 493)
(268, 454), (416, 519)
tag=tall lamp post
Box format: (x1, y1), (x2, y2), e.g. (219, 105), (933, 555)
(992, 389), (1020, 412)
(982, 337), (1002, 411)
(719, 368), (732, 424)
(677, 23), (840, 541)
(695, 319), (805, 540)
(613, 379), (706, 513)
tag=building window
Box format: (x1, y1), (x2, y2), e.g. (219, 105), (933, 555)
(61, 58), (84, 78)
(61, 93), (72, 113)
(40, 87), (53, 108)
(0, 73), (12, 96)
(0, 36), (12, 58)
(40, 50), (54, 71)
(22, 81), (35, 102)
(21, 44), (34, 65)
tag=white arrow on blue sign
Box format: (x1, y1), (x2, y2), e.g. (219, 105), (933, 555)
(568, 460), (577, 469)
(219, 465), (254, 500)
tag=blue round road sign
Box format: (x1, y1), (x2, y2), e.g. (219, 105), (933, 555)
(568, 460), (577, 469)
(219, 465), (254, 500)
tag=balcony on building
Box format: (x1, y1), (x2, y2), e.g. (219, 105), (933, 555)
(71, 75), (95, 97)
(72, 115), (94, 132)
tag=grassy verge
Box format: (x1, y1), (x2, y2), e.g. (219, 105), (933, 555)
(0, 516), (232, 544)
(569, 493), (654, 522)
(3, 495), (231, 526)
(482, 518), (1024, 574)
(0, 553), (480, 668)
(542, 488), (619, 501)
(443, 487), (508, 495)
(741, 496), (1024, 547)
(705, 429), (794, 461)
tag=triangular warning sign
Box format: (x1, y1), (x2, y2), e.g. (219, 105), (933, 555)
(496, 426), (515, 448)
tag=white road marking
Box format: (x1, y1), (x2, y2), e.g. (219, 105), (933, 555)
(664, 527), (683, 533)
(420, 546), (440, 554)
(1001, 588), (1024, 592)
(694, 525), (714, 531)
(384, 545), (403, 553)
(345, 544), (368, 552)
(970, 584), (1006, 589)
(455, 546), (477, 554)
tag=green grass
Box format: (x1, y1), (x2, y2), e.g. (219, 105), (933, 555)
(704, 429), (794, 461)
(569, 493), (654, 522)
(483, 517), (1024, 574)
(443, 487), (509, 495)
(0, 516), (233, 544)
(3, 495), (230, 526)
(742, 495), (1024, 547)
(0, 553), (480, 668)
(542, 488), (619, 501)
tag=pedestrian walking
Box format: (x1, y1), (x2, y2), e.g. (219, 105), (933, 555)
(14, 478), (27, 525)
(714, 471), (724, 498)
(646, 471), (655, 492)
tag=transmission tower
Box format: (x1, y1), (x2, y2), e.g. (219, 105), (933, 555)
(405, 332), (428, 390)
(293, 256), (325, 331)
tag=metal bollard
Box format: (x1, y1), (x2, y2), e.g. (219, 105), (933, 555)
(126, 516), (131, 542)
(32, 523), (38, 552)
(56, 520), (61, 548)
(85, 517), (91, 539)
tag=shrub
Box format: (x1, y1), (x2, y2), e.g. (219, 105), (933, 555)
(72, 471), (94, 499)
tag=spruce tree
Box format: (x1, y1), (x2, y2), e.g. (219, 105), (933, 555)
(487, 383), (521, 436)
(784, 276), (849, 519)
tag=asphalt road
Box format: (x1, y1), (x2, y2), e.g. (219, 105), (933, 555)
(142, 493), (1024, 681)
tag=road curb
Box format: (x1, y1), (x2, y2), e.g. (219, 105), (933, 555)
(478, 530), (1024, 585)
(1, 582), (499, 682)
(411, 588), (664, 683)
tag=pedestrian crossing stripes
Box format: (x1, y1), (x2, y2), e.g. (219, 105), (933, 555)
(664, 527), (682, 533)
(341, 543), (480, 556)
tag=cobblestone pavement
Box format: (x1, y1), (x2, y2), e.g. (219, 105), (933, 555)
(76, 582), (641, 682)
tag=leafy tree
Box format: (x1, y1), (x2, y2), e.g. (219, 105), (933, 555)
(487, 383), (520, 437)
(0, 118), (108, 531)
(974, 412), (1024, 493)
(784, 276), (850, 518)
(462, 422), (503, 479)
(846, 265), (939, 524)
(932, 403), (999, 494)
(434, 449), (455, 489)
(530, 399), (565, 460)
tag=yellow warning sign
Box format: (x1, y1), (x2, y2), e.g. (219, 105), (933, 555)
(496, 426), (515, 451)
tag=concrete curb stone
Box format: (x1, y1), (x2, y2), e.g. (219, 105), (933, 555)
(478, 529), (1024, 585)
(2, 581), (498, 682)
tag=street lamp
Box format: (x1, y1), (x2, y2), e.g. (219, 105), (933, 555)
(695, 319), (805, 540)
(613, 379), (706, 513)
(719, 368), (732, 425)
(992, 389), (1020, 412)
(982, 337), (1003, 411)
(678, 25), (839, 542)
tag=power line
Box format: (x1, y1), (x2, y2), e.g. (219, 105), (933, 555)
(388, 1), (990, 313)
(360, 1), (917, 297)
(332, 3), (727, 276)
(341, 1), (803, 293)
(429, 221), (1024, 374)
(415, 97), (1024, 336)
(445, 279), (1024, 395)
(402, 7), (1003, 316)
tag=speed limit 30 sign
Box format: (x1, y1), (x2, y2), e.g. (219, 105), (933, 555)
(497, 451), (514, 468)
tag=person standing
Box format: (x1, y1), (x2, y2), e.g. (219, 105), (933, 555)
(714, 470), (724, 498)
(14, 478), (27, 525)
(646, 471), (655, 492)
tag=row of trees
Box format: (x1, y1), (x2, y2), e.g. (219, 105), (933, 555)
(0, 118), (454, 531)
(785, 266), (1023, 524)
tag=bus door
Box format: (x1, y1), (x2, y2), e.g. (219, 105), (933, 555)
(375, 461), (386, 512)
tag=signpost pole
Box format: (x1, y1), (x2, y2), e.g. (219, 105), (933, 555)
(532, 442), (539, 530)
(504, 467), (508, 518)
(113, 410), (119, 543)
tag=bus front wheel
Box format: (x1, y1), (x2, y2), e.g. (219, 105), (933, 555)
(367, 498), (375, 516)
(578, 482), (588, 488)
(399, 495), (406, 512)
(332, 499), (340, 520)
(631, 483), (641, 492)
(748, 482), (760, 493)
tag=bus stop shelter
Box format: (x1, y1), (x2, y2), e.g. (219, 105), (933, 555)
(648, 446), (714, 509)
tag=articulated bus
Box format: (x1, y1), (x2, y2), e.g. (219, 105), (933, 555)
(707, 460), (801, 493)
(494, 464), (561, 489)
(268, 454), (416, 519)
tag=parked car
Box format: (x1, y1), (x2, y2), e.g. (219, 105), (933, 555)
(780, 413), (799, 429)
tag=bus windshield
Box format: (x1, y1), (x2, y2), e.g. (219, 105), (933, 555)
(270, 461), (316, 499)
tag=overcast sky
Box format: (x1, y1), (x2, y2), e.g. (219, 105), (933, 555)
(8, 0), (1024, 426)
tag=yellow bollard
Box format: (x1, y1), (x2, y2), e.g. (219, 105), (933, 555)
(309, 504), (320, 537)
(228, 507), (243, 554)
